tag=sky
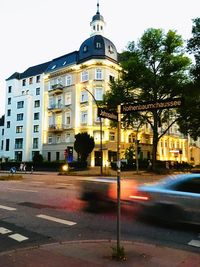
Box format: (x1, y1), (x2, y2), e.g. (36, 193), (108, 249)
(0, 0), (199, 116)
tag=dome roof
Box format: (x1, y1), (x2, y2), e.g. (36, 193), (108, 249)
(78, 35), (118, 63)
(92, 12), (104, 23)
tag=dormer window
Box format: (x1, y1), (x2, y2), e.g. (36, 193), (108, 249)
(51, 65), (56, 70)
(83, 45), (88, 52)
(63, 61), (67, 66)
(109, 45), (114, 53)
(96, 42), (102, 49)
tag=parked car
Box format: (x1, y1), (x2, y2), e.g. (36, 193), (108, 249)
(130, 173), (200, 225)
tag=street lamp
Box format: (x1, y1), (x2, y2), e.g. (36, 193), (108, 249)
(83, 87), (103, 175)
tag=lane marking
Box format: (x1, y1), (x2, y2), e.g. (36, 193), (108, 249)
(0, 205), (16, 211)
(57, 183), (73, 187)
(36, 214), (76, 226)
(9, 233), (29, 242)
(7, 188), (38, 193)
(188, 240), (200, 248)
(29, 181), (44, 184)
(0, 227), (12, 235)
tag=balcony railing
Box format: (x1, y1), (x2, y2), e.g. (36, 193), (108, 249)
(48, 124), (68, 132)
(48, 104), (63, 112)
(48, 83), (64, 94)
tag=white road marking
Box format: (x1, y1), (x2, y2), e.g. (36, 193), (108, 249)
(0, 205), (16, 211)
(188, 239), (200, 247)
(0, 227), (12, 234)
(9, 233), (29, 242)
(7, 188), (38, 193)
(29, 181), (44, 184)
(57, 183), (73, 187)
(36, 214), (76, 226)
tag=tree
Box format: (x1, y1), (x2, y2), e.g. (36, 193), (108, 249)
(74, 132), (95, 162)
(178, 18), (200, 139)
(104, 28), (191, 170)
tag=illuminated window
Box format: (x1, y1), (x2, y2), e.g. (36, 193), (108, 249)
(33, 125), (39, 132)
(81, 71), (89, 82)
(95, 69), (103, 80)
(81, 111), (88, 124)
(16, 126), (23, 133)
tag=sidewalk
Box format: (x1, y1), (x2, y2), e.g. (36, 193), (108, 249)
(0, 240), (199, 267)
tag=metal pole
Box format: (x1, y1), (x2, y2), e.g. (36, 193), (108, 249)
(100, 117), (103, 175)
(117, 104), (121, 254)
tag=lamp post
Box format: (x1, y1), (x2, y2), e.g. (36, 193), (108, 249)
(83, 87), (103, 175)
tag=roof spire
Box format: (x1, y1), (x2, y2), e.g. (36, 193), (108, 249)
(97, 0), (100, 14)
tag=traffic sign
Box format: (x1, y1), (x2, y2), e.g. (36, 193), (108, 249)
(98, 107), (118, 121)
(121, 98), (182, 113)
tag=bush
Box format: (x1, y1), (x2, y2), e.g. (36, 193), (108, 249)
(68, 161), (88, 171)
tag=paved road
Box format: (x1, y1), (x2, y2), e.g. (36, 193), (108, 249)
(0, 172), (199, 254)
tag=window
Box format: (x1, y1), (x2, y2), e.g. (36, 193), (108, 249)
(56, 152), (60, 161)
(83, 45), (88, 52)
(95, 69), (103, 80)
(108, 45), (114, 53)
(109, 132), (115, 141)
(15, 138), (23, 149)
(7, 121), (10, 128)
(81, 71), (89, 82)
(36, 88), (40, 95)
(6, 139), (10, 151)
(66, 133), (70, 143)
(65, 112), (71, 125)
(94, 87), (103, 101)
(8, 86), (12, 93)
(33, 138), (39, 149)
(17, 101), (24, 109)
(34, 100), (40, 108)
(80, 91), (88, 103)
(93, 130), (101, 142)
(66, 75), (72, 86)
(34, 112), (39, 120)
(29, 77), (33, 84)
(36, 75), (40, 83)
(22, 79), (26, 86)
(8, 98), (11, 105)
(109, 75), (115, 82)
(2, 129), (4, 136)
(33, 125), (39, 132)
(1, 140), (3, 150)
(81, 111), (88, 124)
(17, 113), (24, 121)
(16, 126), (23, 133)
(7, 109), (11, 116)
(96, 42), (102, 49)
(56, 135), (61, 143)
(48, 135), (53, 144)
(65, 92), (71, 105)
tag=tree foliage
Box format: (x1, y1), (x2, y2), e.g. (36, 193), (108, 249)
(104, 28), (191, 169)
(178, 18), (200, 139)
(74, 132), (95, 162)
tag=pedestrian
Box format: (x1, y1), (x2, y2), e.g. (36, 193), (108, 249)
(148, 159), (152, 171)
(23, 163), (26, 173)
(19, 162), (23, 172)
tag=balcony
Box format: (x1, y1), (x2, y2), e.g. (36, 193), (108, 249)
(48, 124), (68, 132)
(48, 84), (64, 95)
(48, 104), (63, 113)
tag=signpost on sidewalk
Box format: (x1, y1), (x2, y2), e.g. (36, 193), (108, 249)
(98, 98), (183, 259)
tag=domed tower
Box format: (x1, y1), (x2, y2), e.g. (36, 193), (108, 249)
(78, 0), (118, 63)
(90, 0), (106, 37)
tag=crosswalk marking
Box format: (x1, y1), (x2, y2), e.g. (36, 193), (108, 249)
(9, 233), (29, 242)
(0, 205), (16, 211)
(36, 214), (77, 226)
(188, 239), (200, 248)
(0, 227), (12, 234)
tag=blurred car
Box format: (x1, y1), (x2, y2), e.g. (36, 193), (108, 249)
(129, 173), (200, 225)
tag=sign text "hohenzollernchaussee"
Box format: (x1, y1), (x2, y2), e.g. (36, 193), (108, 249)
(121, 98), (182, 113)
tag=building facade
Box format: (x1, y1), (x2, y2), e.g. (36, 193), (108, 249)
(0, 3), (198, 167)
